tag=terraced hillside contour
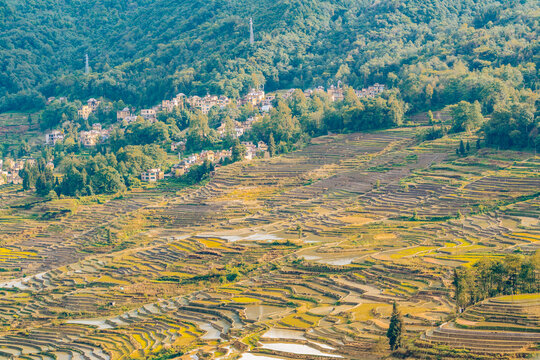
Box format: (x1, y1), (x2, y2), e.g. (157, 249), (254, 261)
(417, 294), (540, 357)
(0, 128), (539, 360)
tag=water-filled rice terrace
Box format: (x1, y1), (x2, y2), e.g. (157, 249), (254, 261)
(0, 128), (538, 359)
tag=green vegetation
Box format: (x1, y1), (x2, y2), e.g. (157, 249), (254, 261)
(453, 253), (540, 309)
(1, 0), (538, 151)
(1, 1), (540, 359)
(20, 144), (167, 196)
(387, 302), (404, 351)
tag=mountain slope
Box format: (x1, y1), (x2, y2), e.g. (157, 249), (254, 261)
(0, 0), (538, 110)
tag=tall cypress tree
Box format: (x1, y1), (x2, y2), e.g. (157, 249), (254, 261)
(459, 139), (465, 156)
(268, 133), (276, 157)
(387, 302), (403, 350)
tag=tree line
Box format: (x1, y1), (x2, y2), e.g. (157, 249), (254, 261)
(20, 145), (168, 197)
(452, 252), (540, 310)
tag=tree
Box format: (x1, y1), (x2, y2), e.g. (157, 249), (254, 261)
(296, 224), (303, 239)
(427, 110), (434, 125)
(268, 133), (276, 157)
(231, 139), (245, 162)
(91, 166), (126, 194)
(425, 83), (434, 105)
(459, 139), (466, 156)
(451, 101), (484, 133)
(35, 172), (53, 196)
(222, 116), (236, 148)
(387, 302), (403, 350)
(483, 102), (536, 150)
(290, 89), (309, 117)
(60, 166), (86, 196)
(21, 162), (38, 190)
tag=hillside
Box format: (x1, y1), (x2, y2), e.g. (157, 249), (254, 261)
(1, 1), (539, 358)
(0, 128), (539, 359)
(1, 0), (538, 110)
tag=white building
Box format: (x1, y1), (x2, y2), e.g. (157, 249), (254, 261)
(45, 130), (64, 145)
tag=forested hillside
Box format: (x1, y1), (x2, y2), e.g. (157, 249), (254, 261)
(1, 0), (538, 112)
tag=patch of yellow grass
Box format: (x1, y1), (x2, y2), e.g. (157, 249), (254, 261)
(374, 233), (396, 241)
(389, 246), (437, 259)
(217, 187), (279, 202)
(495, 293), (540, 302)
(280, 312), (322, 328)
(231, 296), (260, 303)
(198, 238), (225, 249)
(439, 253), (504, 267)
(509, 232), (540, 242)
(349, 303), (391, 321)
(0, 248), (37, 261)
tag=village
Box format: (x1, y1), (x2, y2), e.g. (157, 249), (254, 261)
(1, 84), (385, 185)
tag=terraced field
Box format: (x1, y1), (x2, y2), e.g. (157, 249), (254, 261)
(0, 128), (538, 359)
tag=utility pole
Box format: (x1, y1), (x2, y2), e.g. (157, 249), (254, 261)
(85, 54), (89, 75)
(249, 18), (254, 45)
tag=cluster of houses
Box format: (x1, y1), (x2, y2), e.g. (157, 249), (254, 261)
(69, 83), (386, 129)
(116, 93), (185, 122)
(78, 123), (112, 147)
(111, 83), (385, 125)
(169, 149), (231, 179)
(216, 116), (260, 139)
(118, 88), (269, 122)
(116, 107), (138, 124)
(45, 123), (112, 147)
(37, 84), (386, 183)
(0, 159), (24, 185)
(142, 141), (269, 182)
(283, 83), (385, 102)
(0, 158), (54, 185)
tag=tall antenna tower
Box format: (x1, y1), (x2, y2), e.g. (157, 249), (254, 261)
(249, 18), (254, 45)
(85, 54), (89, 75)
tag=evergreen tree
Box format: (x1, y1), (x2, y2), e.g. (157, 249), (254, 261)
(427, 110), (434, 125)
(35, 173), (52, 196)
(231, 139), (245, 162)
(268, 133), (275, 157)
(387, 302), (403, 350)
(459, 139), (465, 156)
(21, 162), (38, 190)
(466, 141), (470, 152)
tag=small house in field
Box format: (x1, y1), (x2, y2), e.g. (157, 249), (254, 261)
(171, 141), (186, 152)
(117, 107), (131, 121)
(257, 141), (268, 152)
(45, 130), (64, 145)
(141, 168), (164, 182)
(78, 105), (92, 120)
(140, 109), (156, 120)
(200, 150), (215, 163)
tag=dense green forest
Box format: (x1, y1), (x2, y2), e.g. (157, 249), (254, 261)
(1, 0), (538, 110)
(1, 0), (539, 176)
